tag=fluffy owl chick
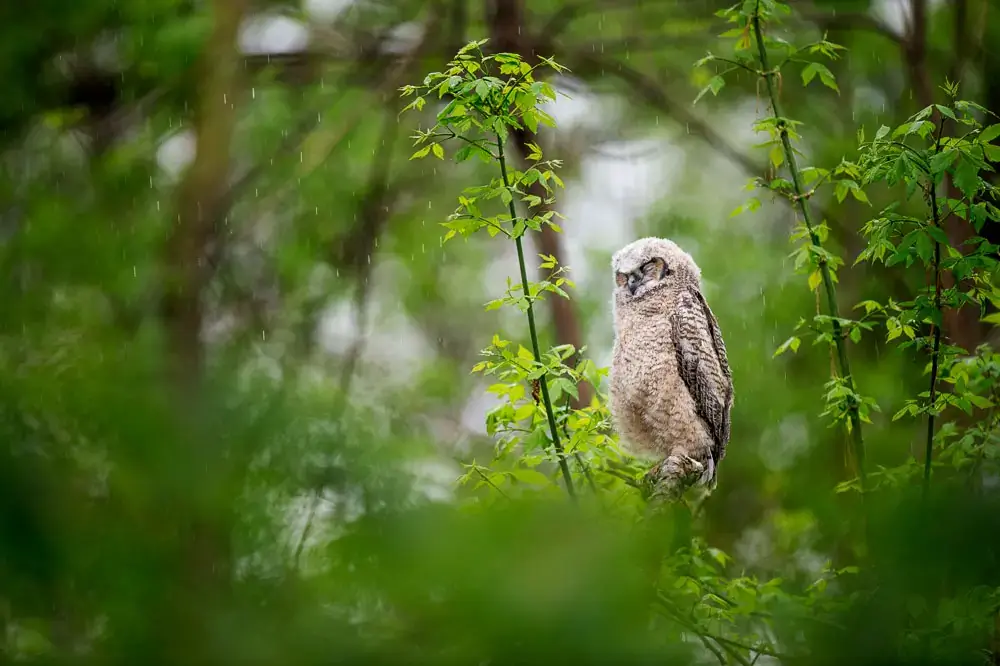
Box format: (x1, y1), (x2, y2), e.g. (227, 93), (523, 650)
(609, 237), (733, 501)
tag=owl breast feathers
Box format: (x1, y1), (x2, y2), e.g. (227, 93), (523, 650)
(608, 237), (733, 493)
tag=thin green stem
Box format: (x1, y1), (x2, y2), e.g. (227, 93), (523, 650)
(752, 4), (867, 491)
(710, 56), (758, 73)
(475, 467), (511, 499)
(495, 133), (576, 499)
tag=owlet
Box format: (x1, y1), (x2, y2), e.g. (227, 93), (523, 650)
(609, 237), (733, 501)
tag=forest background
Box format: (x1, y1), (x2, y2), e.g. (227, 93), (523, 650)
(2, 0), (1000, 663)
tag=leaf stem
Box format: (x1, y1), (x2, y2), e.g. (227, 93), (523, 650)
(495, 133), (576, 499)
(752, 3), (867, 491)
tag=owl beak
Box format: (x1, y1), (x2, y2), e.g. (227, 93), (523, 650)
(627, 271), (641, 295)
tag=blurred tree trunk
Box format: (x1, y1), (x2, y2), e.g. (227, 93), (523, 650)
(162, 0), (246, 384)
(488, 0), (594, 410)
(979, 0), (1000, 287)
(156, 0), (246, 658)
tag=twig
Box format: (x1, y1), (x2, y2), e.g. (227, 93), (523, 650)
(293, 492), (320, 568)
(475, 467), (511, 499)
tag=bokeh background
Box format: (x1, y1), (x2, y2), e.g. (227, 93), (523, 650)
(2, 0), (1000, 663)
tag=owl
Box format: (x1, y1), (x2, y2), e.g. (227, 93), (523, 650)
(609, 237), (733, 501)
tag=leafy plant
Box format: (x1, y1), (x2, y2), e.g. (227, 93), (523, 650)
(695, 0), (874, 489)
(851, 85), (1000, 493)
(399, 40), (640, 502)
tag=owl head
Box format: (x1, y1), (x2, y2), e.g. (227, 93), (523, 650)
(611, 237), (701, 300)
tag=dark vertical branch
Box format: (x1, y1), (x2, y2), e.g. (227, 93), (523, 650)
(923, 186), (944, 495)
(906, 0), (935, 107)
(155, 0), (246, 657)
(335, 109), (399, 389)
(949, 0), (970, 84)
(161, 0), (246, 386)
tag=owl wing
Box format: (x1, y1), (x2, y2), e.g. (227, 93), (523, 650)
(671, 286), (734, 463)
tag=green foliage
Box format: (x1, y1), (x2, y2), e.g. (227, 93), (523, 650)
(3, 0), (1000, 664)
(696, 0), (873, 486)
(849, 88), (1000, 492)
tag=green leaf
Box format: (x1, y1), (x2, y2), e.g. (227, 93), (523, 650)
(773, 336), (801, 358)
(409, 145), (431, 160)
(968, 394), (994, 409)
(431, 143), (445, 160)
(523, 109), (538, 133)
(934, 104), (957, 121)
(801, 62), (838, 92)
(952, 155), (980, 198)
(929, 149), (957, 175)
(769, 145), (784, 168)
(925, 225), (949, 245)
(693, 76), (725, 105)
(980, 124), (1000, 144)
(510, 468), (551, 487)
(455, 144), (476, 162)
(729, 197), (761, 217)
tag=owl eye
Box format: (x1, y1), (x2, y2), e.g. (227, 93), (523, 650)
(642, 258), (668, 277)
(615, 272), (628, 287)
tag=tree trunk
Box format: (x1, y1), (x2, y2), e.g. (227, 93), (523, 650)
(156, 0), (246, 658)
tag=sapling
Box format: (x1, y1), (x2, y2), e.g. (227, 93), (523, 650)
(852, 84), (1000, 494)
(400, 40), (633, 500)
(695, 0), (876, 490)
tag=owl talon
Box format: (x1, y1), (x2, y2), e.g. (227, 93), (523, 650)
(643, 455), (707, 503)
